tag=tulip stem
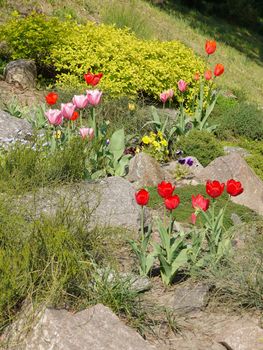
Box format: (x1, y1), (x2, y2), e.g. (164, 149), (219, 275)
(91, 107), (97, 138)
(80, 110), (83, 127)
(141, 206), (145, 240)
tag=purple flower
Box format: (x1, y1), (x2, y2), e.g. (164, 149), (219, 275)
(176, 150), (183, 156)
(178, 158), (186, 165)
(186, 157), (194, 166)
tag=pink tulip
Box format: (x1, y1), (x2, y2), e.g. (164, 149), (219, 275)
(72, 95), (89, 109)
(160, 91), (169, 103)
(61, 102), (76, 120)
(86, 89), (102, 106)
(178, 79), (188, 92)
(45, 109), (63, 126)
(167, 88), (174, 98)
(79, 127), (94, 140)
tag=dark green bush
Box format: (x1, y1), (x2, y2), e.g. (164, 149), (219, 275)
(211, 97), (263, 141)
(175, 129), (224, 166)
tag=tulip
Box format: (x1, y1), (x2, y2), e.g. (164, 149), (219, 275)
(72, 95), (89, 109)
(192, 194), (210, 211)
(205, 40), (216, 55)
(165, 195), (180, 211)
(204, 70), (212, 81)
(178, 79), (187, 93)
(226, 179), (244, 196)
(214, 64), (224, 77)
(61, 102), (76, 120)
(167, 88), (174, 98)
(86, 89), (102, 106)
(157, 181), (175, 199)
(160, 91), (169, 104)
(84, 72), (103, 86)
(70, 111), (79, 121)
(45, 109), (63, 126)
(135, 189), (150, 206)
(194, 72), (200, 81)
(79, 127), (94, 140)
(45, 92), (58, 105)
(206, 180), (225, 198)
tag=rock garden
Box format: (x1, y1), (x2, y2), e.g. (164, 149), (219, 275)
(0, 2), (263, 349)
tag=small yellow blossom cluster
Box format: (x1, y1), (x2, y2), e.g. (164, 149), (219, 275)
(141, 131), (169, 162)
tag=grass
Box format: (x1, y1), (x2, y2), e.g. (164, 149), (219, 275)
(147, 184), (260, 229)
(199, 221), (263, 310)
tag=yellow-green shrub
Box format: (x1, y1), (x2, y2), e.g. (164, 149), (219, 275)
(0, 12), (72, 64)
(1, 14), (206, 106)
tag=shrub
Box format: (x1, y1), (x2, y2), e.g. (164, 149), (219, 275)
(211, 97), (263, 140)
(175, 129), (224, 166)
(1, 14), (205, 106)
(237, 139), (263, 181)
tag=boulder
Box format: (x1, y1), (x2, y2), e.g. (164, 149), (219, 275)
(158, 282), (210, 314)
(24, 177), (149, 230)
(127, 152), (171, 187)
(214, 316), (263, 350)
(195, 152), (263, 215)
(6, 304), (157, 350)
(0, 110), (32, 146)
(4, 59), (37, 89)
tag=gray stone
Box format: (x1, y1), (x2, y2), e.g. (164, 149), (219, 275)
(127, 152), (171, 187)
(231, 213), (242, 226)
(7, 304), (157, 350)
(4, 60), (37, 89)
(223, 146), (250, 158)
(23, 177), (149, 230)
(0, 110), (32, 146)
(214, 317), (263, 350)
(195, 152), (263, 215)
(158, 282), (210, 313)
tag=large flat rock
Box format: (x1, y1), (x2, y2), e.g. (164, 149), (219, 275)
(23, 177), (148, 230)
(6, 304), (157, 350)
(0, 110), (32, 145)
(195, 152), (263, 215)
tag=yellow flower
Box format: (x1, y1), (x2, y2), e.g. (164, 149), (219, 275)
(161, 139), (168, 146)
(142, 135), (151, 144)
(54, 130), (62, 139)
(128, 103), (136, 111)
(152, 140), (159, 148)
(157, 130), (163, 138)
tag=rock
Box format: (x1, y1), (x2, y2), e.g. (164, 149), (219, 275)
(195, 152), (263, 215)
(214, 316), (263, 350)
(6, 304), (157, 350)
(23, 177), (150, 230)
(223, 146), (250, 158)
(4, 59), (37, 89)
(231, 213), (242, 226)
(127, 152), (171, 187)
(171, 338), (226, 350)
(158, 282), (210, 313)
(0, 110), (32, 146)
(97, 269), (152, 293)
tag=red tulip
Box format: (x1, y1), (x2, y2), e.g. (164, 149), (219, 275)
(194, 72), (200, 81)
(165, 195), (180, 211)
(206, 180), (225, 198)
(204, 70), (212, 81)
(205, 40), (216, 55)
(70, 111), (79, 121)
(214, 64), (224, 77)
(45, 92), (58, 105)
(84, 72), (103, 86)
(135, 189), (150, 206)
(157, 181), (175, 199)
(226, 179), (244, 196)
(192, 194), (210, 211)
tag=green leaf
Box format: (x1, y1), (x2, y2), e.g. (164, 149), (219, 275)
(109, 128), (125, 162)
